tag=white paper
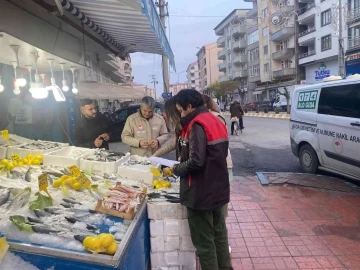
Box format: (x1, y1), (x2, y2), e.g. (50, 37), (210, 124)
(148, 157), (180, 167)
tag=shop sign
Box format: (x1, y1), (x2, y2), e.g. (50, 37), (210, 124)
(345, 52), (360, 61)
(315, 63), (330, 80)
(297, 90), (318, 110)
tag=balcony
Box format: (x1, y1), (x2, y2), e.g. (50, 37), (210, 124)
(232, 24), (247, 37)
(347, 8), (360, 23)
(298, 27), (315, 38)
(218, 62), (227, 72)
(273, 68), (296, 79)
(247, 21), (258, 34)
(348, 38), (360, 50)
(299, 50), (316, 59)
(248, 75), (260, 83)
(298, 3), (316, 22)
(217, 49), (226, 60)
(217, 35), (226, 48)
(299, 50), (316, 65)
(219, 75), (228, 82)
(232, 39), (247, 51)
(272, 48), (295, 60)
(233, 70), (248, 78)
(246, 6), (258, 19)
(271, 26), (295, 41)
(233, 54), (247, 64)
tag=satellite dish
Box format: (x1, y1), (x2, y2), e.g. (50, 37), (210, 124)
(271, 15), (282, 25)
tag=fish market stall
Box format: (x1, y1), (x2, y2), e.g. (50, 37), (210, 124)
(0, 157), (152, 269)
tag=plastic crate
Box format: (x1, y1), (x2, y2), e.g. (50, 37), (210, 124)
(43, 146), (94, 167)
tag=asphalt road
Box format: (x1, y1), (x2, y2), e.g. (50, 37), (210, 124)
(226, 117), (301, 176)
(110, 117), (301, 177)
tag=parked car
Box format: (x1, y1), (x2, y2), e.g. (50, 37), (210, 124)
(108, 103), (164, 142)
(290, 76), (360, 181)
(244, 102), (258, 111)
(257, 100), (273, 111)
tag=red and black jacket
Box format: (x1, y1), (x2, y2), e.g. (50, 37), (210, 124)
(173, 106), (230, 210)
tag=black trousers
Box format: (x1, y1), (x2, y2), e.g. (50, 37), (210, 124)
(231, 118), (243, 133)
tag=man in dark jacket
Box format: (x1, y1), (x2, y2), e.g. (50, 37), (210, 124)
(229, 100), (244, 134)
(171, 89), (231, 270)
(74, 99), (111, 149)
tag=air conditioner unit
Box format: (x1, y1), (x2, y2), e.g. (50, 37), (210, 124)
(300, 80), (306, 84)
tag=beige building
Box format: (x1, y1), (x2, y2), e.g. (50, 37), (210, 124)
(214, 9), (249, 102)
(169, 82), (188, 96)
(246, 0), (303, 101)
(186, 62), (200, 90)
(196, 43), (221, 89)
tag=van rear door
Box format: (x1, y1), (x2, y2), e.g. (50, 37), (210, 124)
(317, 83), (360, 178)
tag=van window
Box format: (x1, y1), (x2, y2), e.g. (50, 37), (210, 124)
(318, 84), (359, 118)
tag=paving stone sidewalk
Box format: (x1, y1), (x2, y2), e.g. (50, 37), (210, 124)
(226, 174), (360, 270)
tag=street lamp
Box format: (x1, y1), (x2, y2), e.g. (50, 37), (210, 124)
(170, 70), (186, 83)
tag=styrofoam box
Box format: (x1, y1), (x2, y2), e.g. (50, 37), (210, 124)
(6, 140), (67, 159)
(150, 251), (196, 268)
(148, 202), (187, 220)
(80, 154), (128, 175)
(151, 235), (195, 253)
(150, 220), (191, 237)
(117, 166), (154, 184)
(152, 267), (196, 270)
(43, 146), (94, 167)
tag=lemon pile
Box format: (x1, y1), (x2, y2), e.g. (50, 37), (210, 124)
(153, 179), (171, 189)
(0, 154), (43, 171)
(83, 234), (118, 255)
(52, 175), (82, 191)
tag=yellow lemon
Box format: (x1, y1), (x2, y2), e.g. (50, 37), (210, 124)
(52, 179), (63, 188)
(7, 163), (15, 171)
(164, 182), (171, 188)
(106, 242), (118, 255)
(155, 183), (162, 189)
(32, 159), (41, 165)
(72, 182), (81, 191)
(99, 234), (114, 248)
(18, 161), (24, 166)
(83, 236), (96, 249)
(90, 238), (102, 251)
(1, 159), (9, 165)
(35, 155), (42, 160)
(153, 180), (160, 186)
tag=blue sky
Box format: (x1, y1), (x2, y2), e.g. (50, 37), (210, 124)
(131, 0), (251, 98)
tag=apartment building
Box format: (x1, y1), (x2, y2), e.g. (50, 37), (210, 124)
(196, 43), (221, 89)
(169, 82), (188, 95)
(298, 0), (346, 83)
(214, 9), (249, 101)
(246, 0), (303, 101)
(345, 0), (360, 75)
(186, 62), (200, 90)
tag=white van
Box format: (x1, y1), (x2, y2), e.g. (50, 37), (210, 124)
(290, 76), (360, 181)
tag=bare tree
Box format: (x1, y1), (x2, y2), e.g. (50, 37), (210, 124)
(277, 87), (291, 114)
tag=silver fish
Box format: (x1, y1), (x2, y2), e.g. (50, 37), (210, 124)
(47, 174), (54, 185)
(60, 168), (72, 176)
(34, 209), (52, 218)
(10, 171), (23, 179)
(63, 198), (82, 205)
(25, 168), (33, 182)
(27, 216), (43, 224)
(6, 188), (31, 210)
(32, 225), (60, 234)
(0, 189), (10, 206)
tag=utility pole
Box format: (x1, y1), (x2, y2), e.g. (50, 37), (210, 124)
(158, 0), (170, 93)
(338, 0), (345, 78)
(150, 74), (158, 100)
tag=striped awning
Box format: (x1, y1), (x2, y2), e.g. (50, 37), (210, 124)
(60, 0), (175, 71)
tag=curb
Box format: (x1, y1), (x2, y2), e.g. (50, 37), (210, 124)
(224, 112), (290, 119)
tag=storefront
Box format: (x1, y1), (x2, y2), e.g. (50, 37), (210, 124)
(345, 51), (360, 76)
(304, 59), (338, 84)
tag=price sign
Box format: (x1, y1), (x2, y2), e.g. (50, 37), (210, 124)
(1, 130), (8, 141)
(78, 174), (91, 189)
(68, 165), (81, 177)
(11, 154), (22, 163)
(38, 173), (49, 191)
(0, 237), (9, 263)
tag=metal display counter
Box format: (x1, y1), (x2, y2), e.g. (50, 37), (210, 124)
(5, 201), (150, 270)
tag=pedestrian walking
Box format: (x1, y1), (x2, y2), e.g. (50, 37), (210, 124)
(169, 89), (232, 270)
(230, 100), (244, 135)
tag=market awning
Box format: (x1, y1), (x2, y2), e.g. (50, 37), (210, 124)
(253, 91), (264, 95)
(60, 0), (176, 71)
(76, 82), (145, 100)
